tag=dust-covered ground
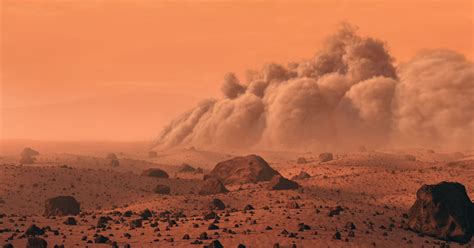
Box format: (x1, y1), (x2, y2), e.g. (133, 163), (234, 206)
(1, 143), (473, 247)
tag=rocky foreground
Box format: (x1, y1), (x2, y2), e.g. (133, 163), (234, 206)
(0, 148), (473, 247)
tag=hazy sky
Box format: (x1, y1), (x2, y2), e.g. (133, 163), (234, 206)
(1, 0), (472, 141)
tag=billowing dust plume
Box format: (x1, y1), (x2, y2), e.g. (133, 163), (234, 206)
(153, 24), (474, 151)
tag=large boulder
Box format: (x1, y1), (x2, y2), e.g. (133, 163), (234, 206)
(26, 237), (47, 248)
(207, 155), (280, 184)
(141, 168), (169, 178)
(268, 175), (300, 190)
(407, 181), (474, 243)
(44, 196), (81, 216)
(199, 178), (229, 195)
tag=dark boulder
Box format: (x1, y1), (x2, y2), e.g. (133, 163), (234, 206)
(94, 235), (109, 243)
(25, 224), (44, 236)
(26, 237), (47, 248)
(141, 168), (169, 178)
(44, 196), (80, 216)
(140, 209), (153, 220)
(130, 218), (143, 228)
(178, 163), (196, 173)
(207, 154), (280, 184)
(205, 240), (224, 248)
(203, 211), (218, 220)
(407, 181), (474, 243)
(243, 204), (254, 211)
(64, 217), (77, 225)
(97, 216), (111, 228)
(209, 198), (226, 210)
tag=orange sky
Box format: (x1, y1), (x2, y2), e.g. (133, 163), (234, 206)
(1, 0), (473, 141)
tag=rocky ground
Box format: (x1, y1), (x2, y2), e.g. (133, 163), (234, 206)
(0, 146), (473, 247)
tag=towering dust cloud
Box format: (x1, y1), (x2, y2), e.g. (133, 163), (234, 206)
(153, 25), (474, 151)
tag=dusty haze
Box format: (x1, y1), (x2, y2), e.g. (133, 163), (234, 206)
(1, 2), (474, 247)
(1, 0), (473, 144)
(154, 25), (474, 151)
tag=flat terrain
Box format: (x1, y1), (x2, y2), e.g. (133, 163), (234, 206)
(1, 145), (473, 247)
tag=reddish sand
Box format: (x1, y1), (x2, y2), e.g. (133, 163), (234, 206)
(1, 145), (473, 247)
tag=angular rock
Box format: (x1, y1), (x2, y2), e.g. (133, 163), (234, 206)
(94, 235), (109, 243)
(207, 155), (280, 184)
(408, 181), (474, 243)
(97, 216), (110, 228)
(25, 224), (44, 236)
(243, 204), (254, 211)
(209, 198), (226, 210)
(26, 237), (47, 248)
(130, 218), (143, 228)
(64, 217), (77, 225)
(44, 196), (80, 216)
(140, 209), (153, 220)
(141, 168), (169, 178)
(178, 163), (196, 173)
(203, 211), (218, 220)
(208, 223), (219, 230)
(206, 240), (224, 248)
